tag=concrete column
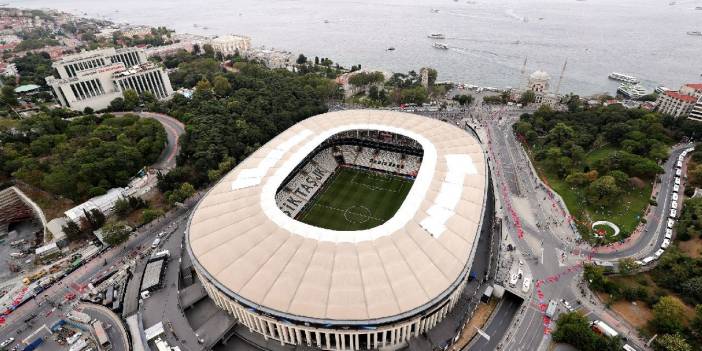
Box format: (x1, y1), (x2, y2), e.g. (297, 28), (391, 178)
(304, 329), (311, 346)
(355, 334), (360, 350)
(325, 332), (330, 349)
(295, 328), (302, 346)
(315, 331), (321, 348)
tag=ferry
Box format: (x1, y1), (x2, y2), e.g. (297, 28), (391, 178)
(428, 33), (446, 40)
(687, 31), (702, 36)
(387, 47), (395, 51)
(432, 42), (449, 50)
(617, 84), (647, 99)
(430, 9), (440, 13)
(696, 6), (702, 10)
(608, 72), (639, 84)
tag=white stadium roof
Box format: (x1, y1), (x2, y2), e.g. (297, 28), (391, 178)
(187, 110), (488, 324)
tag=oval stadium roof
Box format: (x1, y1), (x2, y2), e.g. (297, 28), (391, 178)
(187, 109), (488, 324)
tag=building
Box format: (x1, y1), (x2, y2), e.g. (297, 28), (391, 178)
(679, 83), (702, 99)
(528, 70), (550, 94)
(241, 47), (292, 69)
(655, 90), (698, 118)
(689, 97), (702, 122)
(210, 34), (251, 56)
(186, 110), (492, 350)
(45, 47), (173, 111)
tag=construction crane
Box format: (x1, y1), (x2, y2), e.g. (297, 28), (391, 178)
(555, 58), (568, 95)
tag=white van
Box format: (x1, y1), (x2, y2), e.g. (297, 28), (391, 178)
(151, 238), (160, 249)
(670, 209), (677, 218)
(654, 249), (665, 258)
(673, 184), (680, 192)
(667, 218), (675, 229)
(661, 239), (671, 249)
(677, 160), (683, 168)
(522, 276), (531, 293)
(675, 177), (681, 185)
(672, 193), (679, 201)
(665, 228), (673, 239)
(671, 200), (678, 208)
(642, 256), (656, 265)
(675, 169), (682, 176)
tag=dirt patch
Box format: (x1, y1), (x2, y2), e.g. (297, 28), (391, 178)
(14, 182), (74, 220)
(451, 299), (498, 350)
(678, 239), (702, 258)
(608, 300), (652, 329)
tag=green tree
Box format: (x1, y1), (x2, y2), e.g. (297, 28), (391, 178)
(122, 89), (140, 110)
(692, 305), (702, 341)
(586, 176), (622, 206)
(688, 164), (702, 188)
(296, 53), (307, 65)
(552, 312), (621, 351)
(212, 75), (231, 96)
(1, 85), (18, 106)
(617, 257), (638, 275)
(141, 208), (164, 224)
(452, 94), (474, 106)
(109, 97), (125, 111)
(61, 219), (83, 241)
(650, 296), (686, 335)
(101, 222), (131, 246)
(519, 90), (536, 105)
(202, 43), (214, 57)
(654, 334), (692, 351)
(565, 172), (590, 187)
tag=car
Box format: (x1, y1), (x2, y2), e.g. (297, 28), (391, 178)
(509, 272), (519, 287)
(672, 193), (679, 201)
(151, 238), (160, 248)
(673, 184), (680, 192)
(517, 268), (523, 280)
(654, 249), (665, 258)
(682, 150), (688, 157)
(676, 160), (683, 167)
(670, 209), (677, 218)
(672, 200), (678, 208)
(667, 218), (675, 229)
(1, 338), (15, 348)
(140, 290), (151, 299)
(676, 169), (682, 176)
(665, 228), (673, 239)
(522, 276), (531, 293)
(661, 239), (671, 249)
(67, 332), (82, 345)
(675, 177), (681, 185)
(563, 300), (575, 312)
(157, 231), (166, 238)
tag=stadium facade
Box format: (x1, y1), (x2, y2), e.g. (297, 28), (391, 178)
(186, 110), (492, 350)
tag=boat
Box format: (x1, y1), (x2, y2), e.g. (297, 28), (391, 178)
(324, 19), (329, 23)
(669, 1), (676, 5)
(696, 6), (702, 10)
(387, 47), (395, 51)
(608, 72), (640, 84)
(617, 84), (648, 99)
(432, 42), (449, 50)
(430, 9), (440, 13)
(687, 31), (702, 36)
(428, 33), (446, 39)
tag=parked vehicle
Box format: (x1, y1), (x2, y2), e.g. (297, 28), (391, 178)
(667, 219), (675, 229)
(675, 177), (681, 185)
(670, 209), (677, 218)
(673, 184), (680, 192)
(151, 238), (160, 249)
(654, 249), (665, 258)
(662, 239), (671, 249)
(1, 338), (14, 348)
(522, 277), (531, 293)
(665, 228), (673, 239)
(591, 320), (619, 338)
(642, 256), (656, 265)
(545, 300), (558, 319)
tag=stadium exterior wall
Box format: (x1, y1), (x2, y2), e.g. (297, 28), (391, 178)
(188, 176), (493, 351)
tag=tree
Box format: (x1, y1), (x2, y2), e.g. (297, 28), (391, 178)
(681, 276), (702, 302)
(202, 43), (214, 57)
(654, 334), (692, 351)
(552, 311), (621, 351)
(109, 97), (125, 111)
(453, 94), (474, 106)
(618, 257), (637, 275)
(519, 90), (536, 105)
(650, 296), (686, 335)
(1, 85), (18, 106)
(566, 172), (590, 187)
(586, 176), (622, 206)
(296, 53), (307, 65)
(688, 164), (702, 188)
(122, 89), (140, 110)
(192, 43), (200, 55)
(61, 219), (83, 241)
(692, 305), (702, 341)
(101, 222), (131, 246)
(212, 75), (231, 96)
(141, 208), (164, 224)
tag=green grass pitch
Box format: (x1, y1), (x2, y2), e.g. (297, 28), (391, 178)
(296, 167), (414, 231)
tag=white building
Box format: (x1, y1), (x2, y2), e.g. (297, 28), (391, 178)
(210, 34), (251, 56)
(688, 97), (702, 122)
(242, 48), (292, 69)
(528, 70), (550, 93)
(45, 47), (173, 111)
(655, 90), (698, 118)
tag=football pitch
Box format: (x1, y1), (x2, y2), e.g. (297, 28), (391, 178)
(296, 167), (414, 231)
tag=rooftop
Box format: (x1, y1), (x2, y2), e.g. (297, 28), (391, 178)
(665, 90), (698, 103)
(187, 110), (487, 324)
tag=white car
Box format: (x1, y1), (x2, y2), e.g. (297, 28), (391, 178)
(67, 333), (82, 345)
(675, 177), (681, 185)
(1, 338), (15, 348)
(665, 228), (673, 239)
(654, 249), (665, 258)
(517, 268), (523, 280)
(522, 277), (531, 293)
(151, 238), (160, 248)
(673, 184), (680, 192)
(671, 200), (678, 208)
(509, 272), (519, 287)
(634, 260), (644, 266)
(677, 160), (683, 167)
(670, 209), (677, 218)
(672, 193), (679, 201)
(563, 300), (575, 312)
(667, 218), (675, 229)
(157, 231), (166, 238)
(682, 150), (688, 157)
(676, 169), (682, 176)
(661, 239), (671, 249)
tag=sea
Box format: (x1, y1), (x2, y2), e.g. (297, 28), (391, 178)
(10, 0), (702, 96)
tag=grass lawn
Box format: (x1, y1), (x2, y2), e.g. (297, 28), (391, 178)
(296, 167), (413, 231)
(534, 145), (652, 243)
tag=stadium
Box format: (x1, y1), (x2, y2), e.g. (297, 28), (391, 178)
(186, 110), (492, 350)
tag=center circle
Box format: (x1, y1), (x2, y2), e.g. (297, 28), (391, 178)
(344, 206), (372, 224)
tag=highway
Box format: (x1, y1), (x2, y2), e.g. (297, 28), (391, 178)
(110, 111), (185, 171)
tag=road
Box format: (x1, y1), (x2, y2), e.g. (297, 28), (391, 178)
(468, 292), (522, 351)
(79, 303), (129, 351)
(109, 111), (185, 170)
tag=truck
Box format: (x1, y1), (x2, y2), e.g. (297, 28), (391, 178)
(22, 270), (47, 285)
(545, 300), (558, 319)
(92, 320), (110, 349)
(481, 286), (494, 303)
(67, 311), (92, 324)
(591, 320), (619, 338)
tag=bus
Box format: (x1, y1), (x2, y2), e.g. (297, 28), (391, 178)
(591, 320), (619, 338)
(92, 320), (111, 350)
